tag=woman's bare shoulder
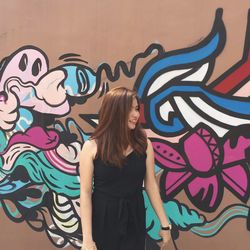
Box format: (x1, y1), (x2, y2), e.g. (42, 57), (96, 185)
(84, 139), (97, 147)
(146, 136), (152, 146)
(81, 139), (97, 157)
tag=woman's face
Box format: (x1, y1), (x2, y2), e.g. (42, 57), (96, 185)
(128, 97), (140, 130)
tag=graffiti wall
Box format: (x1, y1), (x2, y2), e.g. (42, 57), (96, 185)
(1, 1), (250, 249)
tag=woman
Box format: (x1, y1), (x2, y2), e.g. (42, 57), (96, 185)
(80, 87), (171, 250)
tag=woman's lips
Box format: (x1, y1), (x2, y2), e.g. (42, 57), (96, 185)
(129, 120), (137, 125)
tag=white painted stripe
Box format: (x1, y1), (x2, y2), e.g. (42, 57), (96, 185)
(45, 150), (76, 174)
(159, 100), (174, 121)
(173, 96), (228, 137)
(147, 69), (190, 96)
(183, 63), (209, 81)
(190, 97), (250, 126)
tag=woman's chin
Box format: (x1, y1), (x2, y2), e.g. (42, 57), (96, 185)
(128, 124), (136, 130)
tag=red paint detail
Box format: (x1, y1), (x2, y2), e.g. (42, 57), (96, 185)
(213, 50), (250, 93)
(139, 103), (146, 124)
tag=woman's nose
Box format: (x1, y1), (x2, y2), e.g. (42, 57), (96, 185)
(133, 111), (140, 118)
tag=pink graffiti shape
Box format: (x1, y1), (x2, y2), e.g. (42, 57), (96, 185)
(152, 125), (250, 211)
(2, 126), (59, 154)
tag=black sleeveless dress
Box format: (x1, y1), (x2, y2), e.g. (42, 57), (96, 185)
(92, 151), (147, 250)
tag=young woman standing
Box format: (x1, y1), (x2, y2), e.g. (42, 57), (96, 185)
(80, 87), (171, 250)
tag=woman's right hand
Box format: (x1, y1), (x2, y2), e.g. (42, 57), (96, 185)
(81, 240), (97, 250)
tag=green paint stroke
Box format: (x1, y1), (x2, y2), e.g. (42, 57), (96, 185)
(4, 151), (80, 198)
(144, 191), (205, 240)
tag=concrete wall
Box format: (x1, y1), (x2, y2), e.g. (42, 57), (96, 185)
(0, 1), (250, 249)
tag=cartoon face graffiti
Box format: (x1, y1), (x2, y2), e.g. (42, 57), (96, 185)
(0, 46), (98, 132)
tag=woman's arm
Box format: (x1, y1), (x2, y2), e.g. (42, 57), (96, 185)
(144, 138), (170, 228)
(144, 138), (171, 247)
(80, 140), (97, 248)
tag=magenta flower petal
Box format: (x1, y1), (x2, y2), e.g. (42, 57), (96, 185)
(222, 164), (249, 201)
(223, 136), (250, 164)
(152, 140), (186, 170)
(184, 130), (215, 172)
(165, 171), (192, 196)
(186, 175), (221, 211)
(2, 126), (60, 154)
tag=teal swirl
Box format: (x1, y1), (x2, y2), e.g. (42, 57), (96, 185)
(0, 130), (7, 153)
(191, 204), (249, 237)
(144, 191), (205, 240)
(1, 150), (80, 198)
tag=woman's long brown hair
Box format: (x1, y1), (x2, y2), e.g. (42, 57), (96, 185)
(91, 87), (147, 167)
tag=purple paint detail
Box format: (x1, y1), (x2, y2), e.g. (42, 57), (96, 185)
(152, 125), (250, 210)
(187, 175), (219, 207)
(223, 136), (250, 164)
(2, 126), (59, 154)
(222, 164), (248, 197)
(152, 141), (186, 169)
(0, 95), (6, 102)
(184, 132), (214, 172)
(165, 171), (192, 195)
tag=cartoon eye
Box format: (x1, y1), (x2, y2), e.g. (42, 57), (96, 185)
(32, 58), (42, 76)
(77, 68), (89, 94)
(19, 53), (28, 72)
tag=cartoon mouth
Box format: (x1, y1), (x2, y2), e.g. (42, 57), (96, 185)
(3, 76), (39, 104)
(4, 70), (66, 105)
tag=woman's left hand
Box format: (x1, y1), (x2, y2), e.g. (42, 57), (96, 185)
(159, 229), (171, 249)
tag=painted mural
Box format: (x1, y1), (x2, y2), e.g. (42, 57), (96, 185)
(0, 8), (250, 250)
